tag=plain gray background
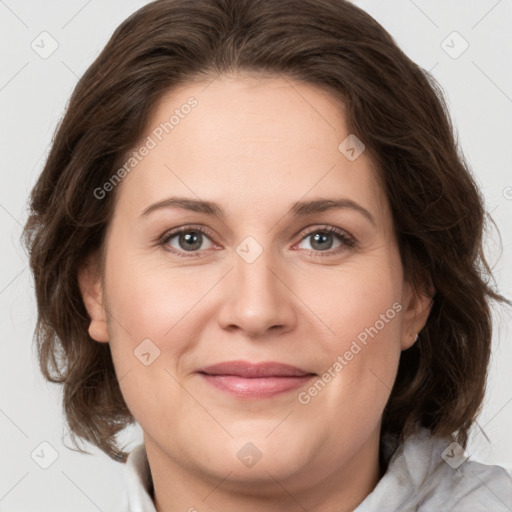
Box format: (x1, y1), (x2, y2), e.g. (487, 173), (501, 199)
(1, 0), (511, 510)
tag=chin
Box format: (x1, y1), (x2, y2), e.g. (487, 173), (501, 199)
(208, 454), (310, 494)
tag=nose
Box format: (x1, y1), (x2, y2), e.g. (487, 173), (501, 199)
(217, 242), (297, 338)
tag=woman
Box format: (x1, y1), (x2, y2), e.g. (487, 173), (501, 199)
(23, 0), (512, 510)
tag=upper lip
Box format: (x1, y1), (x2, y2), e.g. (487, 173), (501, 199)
(196, 360), (315, 378)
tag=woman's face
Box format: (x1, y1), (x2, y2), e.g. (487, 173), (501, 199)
(80, 74), (430, 498)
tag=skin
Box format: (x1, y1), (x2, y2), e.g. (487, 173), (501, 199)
(79, 73), (432, 512)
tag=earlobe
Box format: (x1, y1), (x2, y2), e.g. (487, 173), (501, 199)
(402, 331), (420, 351)
(77, 258), (109, 343)
(400, 282), (434, 351)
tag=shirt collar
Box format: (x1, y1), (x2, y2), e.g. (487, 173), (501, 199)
(122, 428), (512, 511)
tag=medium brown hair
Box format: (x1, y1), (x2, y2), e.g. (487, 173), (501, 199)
(23, 0), (509, 462)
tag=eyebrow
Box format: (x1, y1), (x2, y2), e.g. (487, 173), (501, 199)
(140, 196), (376, 225)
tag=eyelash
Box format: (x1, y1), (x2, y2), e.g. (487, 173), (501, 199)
(158, 224), (356, 258)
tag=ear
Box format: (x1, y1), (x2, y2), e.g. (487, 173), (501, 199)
(400, 278), (435, 351)
(77, 254), (109, 343)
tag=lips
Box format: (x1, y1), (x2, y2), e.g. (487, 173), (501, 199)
(196, 360), (316, 398)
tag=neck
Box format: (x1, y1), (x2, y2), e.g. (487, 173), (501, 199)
(145, 428), (382, 512)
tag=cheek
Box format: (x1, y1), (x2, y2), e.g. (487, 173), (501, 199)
(301, 257), (403, 411)
(303, 254), (403, 347)
(104, 250), (207, 343)
(101, 252), (207, 415)
(102, 256), (197, 436)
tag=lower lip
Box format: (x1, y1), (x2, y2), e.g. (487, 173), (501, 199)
(199, 374), (315, 399)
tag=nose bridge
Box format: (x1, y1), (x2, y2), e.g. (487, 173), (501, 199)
(235, 234), (281, 308)
(219, 233), (294, 334)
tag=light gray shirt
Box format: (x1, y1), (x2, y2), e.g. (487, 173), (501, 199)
(119, 428), (512, 511)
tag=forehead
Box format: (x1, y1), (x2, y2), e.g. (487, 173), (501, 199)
(112, 74), (388, 226)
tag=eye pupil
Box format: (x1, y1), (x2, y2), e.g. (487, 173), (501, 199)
(311, 232), (334, 251)
(180, 231), (202, 251)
